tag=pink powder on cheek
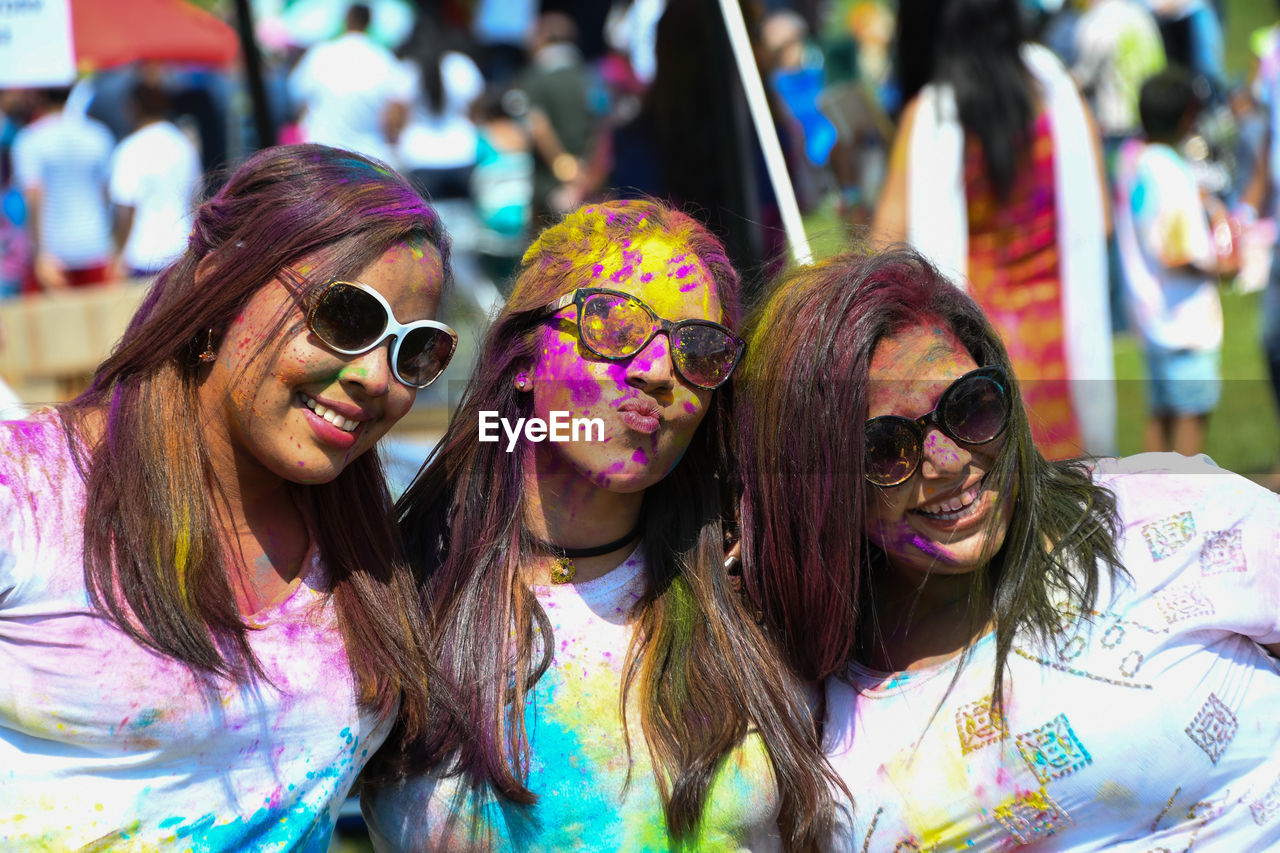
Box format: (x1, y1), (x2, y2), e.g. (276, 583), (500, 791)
(682, 401), (697, 414)
(631, 449), (649, 465)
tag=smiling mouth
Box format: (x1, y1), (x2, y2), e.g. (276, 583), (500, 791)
(912, 475), (986, 522)
(300, 393), (360, 433)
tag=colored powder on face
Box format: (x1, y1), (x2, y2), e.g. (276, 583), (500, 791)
(630, 449), (649, 466)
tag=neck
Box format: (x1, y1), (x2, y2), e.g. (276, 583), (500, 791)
(197, 405), (310, 612)
(522, 445), (645, 584)
(859, 566), (992, 673)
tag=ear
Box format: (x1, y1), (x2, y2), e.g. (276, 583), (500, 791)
(513, 359), (536, 392)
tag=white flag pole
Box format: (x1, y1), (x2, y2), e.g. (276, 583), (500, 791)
(715, 0), (814, 266)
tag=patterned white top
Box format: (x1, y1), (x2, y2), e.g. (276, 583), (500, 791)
(825, 453), (1280, 851)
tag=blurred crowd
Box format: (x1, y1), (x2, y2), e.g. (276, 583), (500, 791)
(2, 0), (1280, 475)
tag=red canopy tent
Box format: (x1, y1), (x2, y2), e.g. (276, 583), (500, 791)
(70, 0), (238, 72)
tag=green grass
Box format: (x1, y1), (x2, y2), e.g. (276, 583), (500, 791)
(1113, 286), (1278, 475)
(1225, 0), (1276, 79)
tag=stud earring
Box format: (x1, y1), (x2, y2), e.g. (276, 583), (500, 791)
(515, 372), (531, 391)
(198, 328), (216, 363)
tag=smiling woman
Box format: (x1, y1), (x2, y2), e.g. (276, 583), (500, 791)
(362, 199), (840, 851)
(738, 247), (1280, 850)
(0, 144), (454, 849)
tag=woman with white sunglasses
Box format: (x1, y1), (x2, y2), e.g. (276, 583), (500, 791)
(0, 144), (457, 849)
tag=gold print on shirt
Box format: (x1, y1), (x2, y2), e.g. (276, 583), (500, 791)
(993, 787), (1073, 845)
(1154, 582), (1216, 625)
(1141, 510), (1196, 561)
(1184, 693), (1238, 765)
(955, 694), (1006, 755)
(1199, 529), (1247, 576)
(1015, 713), (1093, 784)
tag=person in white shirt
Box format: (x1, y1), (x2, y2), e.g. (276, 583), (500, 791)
(288, 3), (413, 164)
(109, 78), (202, 277)
(12, 87), (116, 290)
(737, 247), (1280, 851)
(0, 144), (457, 850)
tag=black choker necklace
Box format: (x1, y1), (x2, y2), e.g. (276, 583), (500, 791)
(535, 521), (644, 584)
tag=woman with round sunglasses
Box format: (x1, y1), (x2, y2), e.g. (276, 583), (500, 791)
(736, 247), (1280, 850)
(0, 144), (457, 849)
(362, 199), (839, 850)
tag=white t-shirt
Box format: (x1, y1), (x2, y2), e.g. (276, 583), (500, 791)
(0, 412), (394, 850)
(109, 121), (201, 273)
(12, 111), (115, 267)
(362, 548), (783, 851)
(288, 31), (415, 165)
(1118, 143), (1223, 352)
(395, 51), (485, 173)
(825, 453), (1280, 851)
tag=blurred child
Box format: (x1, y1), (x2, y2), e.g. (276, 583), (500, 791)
(1117, 66), (1238, 456)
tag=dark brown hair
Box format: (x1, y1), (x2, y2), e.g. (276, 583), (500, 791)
(737, 248), (1122, 707)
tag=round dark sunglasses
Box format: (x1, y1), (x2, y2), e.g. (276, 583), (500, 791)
(306, 278), (458, 389)
(864, 365), (1011, 487)
(543, 287), (745, 390)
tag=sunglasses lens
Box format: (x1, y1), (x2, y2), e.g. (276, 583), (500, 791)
(311, 282), (386, 352)
(580, 293), (652, 357)
(942, 372), (1008, 444)
(671, 324), (740, 389)
(396, 326), (456, 387)
(864, 417), (921, 487)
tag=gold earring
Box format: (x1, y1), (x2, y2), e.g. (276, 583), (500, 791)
(198, 328), (216, 363)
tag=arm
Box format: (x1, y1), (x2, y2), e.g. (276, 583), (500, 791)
(870, 96), (920, 247)
(22, 187), (69, 292)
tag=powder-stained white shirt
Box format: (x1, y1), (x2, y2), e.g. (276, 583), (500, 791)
(0, 412), (393, 850)
(825, 453), (1280, 851)
(363, 549), (783, 851)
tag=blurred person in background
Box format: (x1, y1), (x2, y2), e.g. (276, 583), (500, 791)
(394, 16), (485, 203)
(0, 89), (34, 300)
(12, 86), (117, 291)
(109, 76), (202, 279)
(1242, 0), (1280, 487)
(288, 3), (414, 165)
(512, 12), (602, 227)
(1071, 0), (1167, 333)
(873, 0), (1115, 460)
(1115, 67), (1236, 458)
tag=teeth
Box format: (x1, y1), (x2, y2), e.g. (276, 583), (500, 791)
(301, 394), (359, 432)
(916, 477), (984, 520)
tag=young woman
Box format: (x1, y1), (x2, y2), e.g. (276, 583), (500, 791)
(362, 199), (837, 850)
(737, 248), (1280, 850)
(0, 144), (458, 849)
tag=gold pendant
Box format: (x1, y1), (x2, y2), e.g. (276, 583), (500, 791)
(550, 556), (576, 584)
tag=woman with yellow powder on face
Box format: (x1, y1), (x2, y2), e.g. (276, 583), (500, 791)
(0, 144), (457, 849)
(361, 199), (839, 851)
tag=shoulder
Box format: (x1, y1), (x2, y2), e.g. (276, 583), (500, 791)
(1094, 452), (1278, 571)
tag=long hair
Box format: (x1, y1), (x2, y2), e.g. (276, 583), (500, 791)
(395, 199), (837, 847)
(895, 0), (1036, 198)
(61, 144), (451, 738)
(737, 248), (1122, 708)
